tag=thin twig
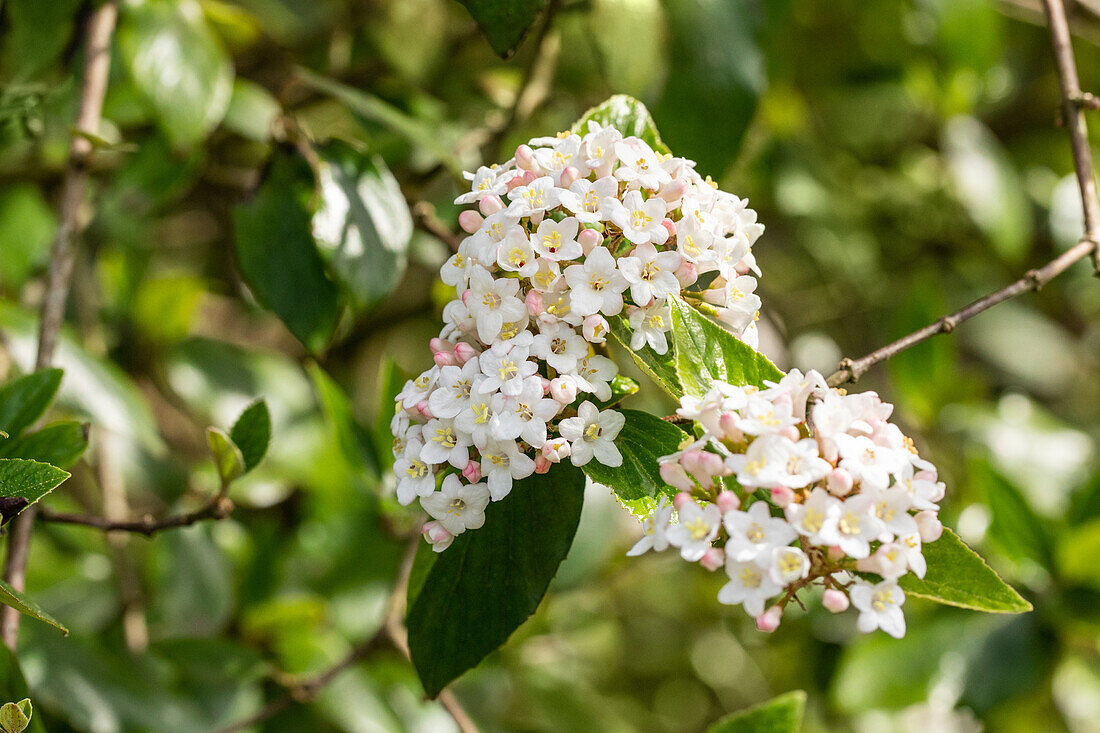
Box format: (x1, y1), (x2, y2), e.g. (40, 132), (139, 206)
(216, 534), (479, 733)
(826, 236), (1097, 386)
(412, 201), (463, 252)
(38, 495), (235, 536)
(1042, 0), (1100, 273)
(0, 0), (119, 651)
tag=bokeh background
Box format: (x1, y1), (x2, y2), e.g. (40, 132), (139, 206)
(1, 0), (1099, 731)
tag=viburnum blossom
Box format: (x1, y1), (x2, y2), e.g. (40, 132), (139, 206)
(392, 121), (766, 553)
(626, 369), (946, 639)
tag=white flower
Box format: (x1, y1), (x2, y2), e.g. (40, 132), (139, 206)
(455, 165), (508, 204)
(850, 580), (906, 638)
(467, 268), (527, 344)
(768, 546), (810, 586)
(467, 213), (520, 265)
(489, 376), (560, 446)
(718, 559), (783, 616)
(397, 367), (438, 410)
(506, 175), (561, 217)
(606, 190), (669, 245)
(558, 400), (624, 467)
(773, 438), (832, 489)
(834, 434), (907, 491)
(478, 342), (538, 396)
(726, 433), (795, 488)
(421, 474), (490, 535)
(441, 248), (474, 288)
(420, 418), (471, 469)
(761, 368), (827, 421)
(784, 488), (841, 545)
(626, 497), (674, 556)
(896, 464), (945, 512)
(455, 390), (494, 449)
(666, 501), (721, 561)
(394, 438), (434, 505)
(866, 487), (918, 539)
(531, 321), (588, 374)
(531, 216), (583, 260)
(530, 258), (562, 293)
(583, 122), (622, 172)
(674, 213), (715, 263)
(564, 246), (629, 317)
(558, 177), (618, 223)
(810, 390), (869, 439)
(627, 302), (672, 354)
(618, 242), (681, 306)
(614, 137), (671, 190)
(573, 354), (619, 401)
(532, 134), (583, 178)
(898, 531), (927, 578)
(823, 494), (884, 559)
(723, 500), (797, 563)
(677, 384), (747, 436)
(496, 227), (539, 277)
(736, 394), (798, 436)
(427, 358), (482, 419)
(479, 439), (536, 500)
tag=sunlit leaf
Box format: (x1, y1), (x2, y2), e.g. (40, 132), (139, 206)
(207, 427), (246, 485)
(229, 399), (271, 474)
(0, 578), (67, 636)
(707, 690), (806, 733)
(572, 94), (669, 155)
(0, 421), (89, 470)
(0, 458), (69, 520)
(608, 314), (682, 399)
(0, 369), (62, 439)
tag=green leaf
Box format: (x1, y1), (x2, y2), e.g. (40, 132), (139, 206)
(707, 690), (806, 733)
(0, 578), (67, 636)
(0, 369), (62, 438)
(457, 0), (547, 58)
(207, 428), (245, 485)
(233, 149), (341, 353)
(0, 698), (30, 733)
(0, 648), (43, 733)
(222, 78), (281, 142)
(978, 462), (1053, 569)
(312, 141), (413, 312)
(117, 0), (234, 148)
(229, 399), (270, 474)
(572, 94), (669, 154)
(0, 458), (69, 516)
(0, 184), (56, 289)
(407, 463), (586, 698)
(898, 528), (1032, 613)
(1057, 519), (1100, 590)
(669, 296), (783, 396)
(370, 359), (407, 471)
(307, 363), (379, 477)
(1, 0), (82, 82)
(609, 314), (682, 399)
(655, 0), (765, 177)
(579, 410), (687, 517)
(593, 374), (640, 410)
(0, 421), (89, 469)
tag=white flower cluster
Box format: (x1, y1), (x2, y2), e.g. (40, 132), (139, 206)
(392, 121), (765, 553)
(630, 370), (947, 639)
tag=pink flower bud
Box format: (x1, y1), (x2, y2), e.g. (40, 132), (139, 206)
(778, 425), (800, 442)
(479, 194), (505, 216)
(915, 510), (943, 542)
(422, 520), (454, 549)
(542, 438), (571, 462)
(578, 228), (603, 255)
(534, 454), (552, 474)
(526, 289), (544, 316)
(540, 377), (552, 394)
(700, 547), (725, 572)
(658, 178), (687, 203)
(515, 144), (536, 171)
(770, 485), (796, 508)
(674, 261), (698, 288)
(673, 491), (694, 510)
(453, 342), (477, 364)
(826, 468), (854, 497)
(661, 218), (676, 237)
(583, 314), (609, 343)
(914, 469), (938, 483)
(458, 210), (483, 233)
(416, 400), (433, 420)
(822, 588), (849, 613)
(716, 490), (740, 514)
(560, 166), (581, 187)
(827, 546), (845, 562)
(461, 289), (472, 306)
(429, 337), (450, 354)
(818, 437), (839, 464)
(660, 462), (694, 492)
(549, 376), (578, 405)
(756, 606), (782, 633)
(433, 351), (457, 367)
(505, 173), (526, 191)
(718, 412), (744, 443)
(462, 460), (482, 482)
(521, 170), (538, 186)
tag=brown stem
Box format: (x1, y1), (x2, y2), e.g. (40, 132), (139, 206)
(825, 237), (1097, 386)
(1042, 0), (1100, 274)
(412, 201), (463, 252)
(0, 0), (119, 652)
(38, 495), (235, 537)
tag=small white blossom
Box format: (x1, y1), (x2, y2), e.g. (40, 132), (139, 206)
(627, 498), (674, 556)
(606, 190), (669, 245)
(564, 246), (629, 317)
(558, 401), (624, 467)
(618, 241), (681, 306)
(420, 418), (472, 469)
(479, 439), (536, 500)
(666, 501), (721, 561)
(718, 559), (783, 616)
(724, 500), (797, 563)
(531, 216), (583, 261)
(850, 580), (906, 638)
(421, 474), (490, 535)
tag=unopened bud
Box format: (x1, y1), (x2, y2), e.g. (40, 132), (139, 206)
(716, 490), (740, 514)
(549, 376), (578, 404)
(429, 337), (450, 354)
(542, 437), (571, 462)
(822, 588), (849, 613)
(422, 521), (454, 552)
(915, 510), (943, 542)
(515, 144), (536, 171)
(770, 485), (796, 508)
(433, 351), (458, 367)
(461, 289), (472, 306)
(578, 228), (603, 255)
(700, 547), (725, 571)
(756, 606), (782, 633)
(583, 314), (609, 343)
(453, 342), (477, 363)
(458, 210), (483, 233)
(827, 545), (845, 562)
(826, 468), (854, 497)
(560, 166), (581, 187)
(673, 491), (694, 510)
(479, 194), (505, 215)
(778, 425), (800, 442)
(674, 261), (698, 288)
(660, 462), (694, 492)
(534, 454), (552, 474)
(416, 400), (433, 420)
(658, 178), (687, 203)
(505, 173), (526, 191)
(661, 218), (676, 237)
(718, 412), (744, 443)
(462, 460), (482, 482)
(521, 170), (538, 186)
(526, 289), (544, 316)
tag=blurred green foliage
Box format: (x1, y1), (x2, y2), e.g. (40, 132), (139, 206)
(0, 0), (1097, 731)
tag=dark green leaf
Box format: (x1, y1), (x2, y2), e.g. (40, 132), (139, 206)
(0, 420), (89, 469)
(1068, 470), (1100, 526)
(370, 359), (407, 471)
(233, 150), (341, 353)
(458, 0), (547, 58)
(0, 578), (67, 636)
(229, 399), (271, 474)
(0, 458), (69, 516)
(707, 690), (806, 733)
(1, 0), (82, 82)
(117, 0), (234, 148)
(898, 528), (1032, 613)
(572, 94), (669, 154)
(609, 314), (682, 399)
(579, 409), (687, 517)
(407, 463), (586, 697)
(669, 296), (783, 396)
(207, 428), (245, 485)
(312, 141), (413, 312)
(0, 368), (62, 438)
(978, 462), (1053, 569)
(307, 363), (379, 477)
(655, 0), (765, 177)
